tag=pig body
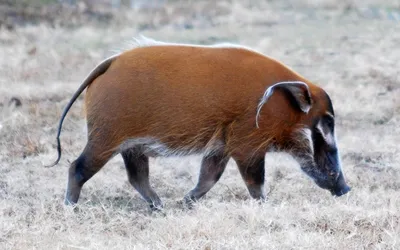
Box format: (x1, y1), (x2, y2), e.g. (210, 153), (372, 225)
(49, 37), (350, 210)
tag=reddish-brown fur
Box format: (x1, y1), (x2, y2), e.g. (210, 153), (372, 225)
(85, 45), (328, 161)
(49, 41), (348, 209)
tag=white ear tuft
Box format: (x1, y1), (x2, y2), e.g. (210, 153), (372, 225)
(256, 81), (312, 128)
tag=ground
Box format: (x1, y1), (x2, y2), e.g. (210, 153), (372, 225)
(1, 1), (400, 249)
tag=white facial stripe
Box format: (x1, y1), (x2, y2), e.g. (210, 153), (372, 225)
(325, 112), (334, 119)
(316, 120), (335, 146)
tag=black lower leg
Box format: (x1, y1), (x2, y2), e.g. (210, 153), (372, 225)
(65, 144), (111, 205)
(122, 149), (162, 210)
(184, 154), (229, 204)
(236, 158), (266, 200)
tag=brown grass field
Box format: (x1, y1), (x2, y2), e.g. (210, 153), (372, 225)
(1, 1), (400, 249)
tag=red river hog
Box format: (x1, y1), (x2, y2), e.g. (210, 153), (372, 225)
(48, 37), (351, 210)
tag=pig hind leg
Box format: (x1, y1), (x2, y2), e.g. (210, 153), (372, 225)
(121, 149), (163, 211)
(184, 153), (229, 205)
(65, 143), (114, 205)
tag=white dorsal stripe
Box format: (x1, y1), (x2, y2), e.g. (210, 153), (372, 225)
(116, 35), (259, 53)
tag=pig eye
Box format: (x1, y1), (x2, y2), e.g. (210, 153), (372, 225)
(312, 115), (336, 150)
(321, 115), (334, 132)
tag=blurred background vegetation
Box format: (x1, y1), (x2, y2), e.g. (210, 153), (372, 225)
(1, 0), (400, 31)
(0, 0), (167, 29)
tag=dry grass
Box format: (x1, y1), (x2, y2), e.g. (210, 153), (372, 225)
(1, 1), (400, 249)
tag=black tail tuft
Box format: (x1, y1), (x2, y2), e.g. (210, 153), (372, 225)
(45, 137), (62, 168)
(44, 54), (118, 168)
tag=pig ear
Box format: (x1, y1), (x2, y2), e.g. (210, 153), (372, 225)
(256, 81), (313, 128)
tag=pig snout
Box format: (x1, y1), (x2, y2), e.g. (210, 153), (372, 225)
(330, 171), (351, 197)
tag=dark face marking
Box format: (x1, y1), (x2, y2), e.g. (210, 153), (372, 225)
(324, 91), (335, 116)
(308, 96), (350, 195)
(278, 89), (350, 196)
(311, 114), (340, 188)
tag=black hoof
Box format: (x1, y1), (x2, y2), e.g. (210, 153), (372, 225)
(149, 203), (164, 214)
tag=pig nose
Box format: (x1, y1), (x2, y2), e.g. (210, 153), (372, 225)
(331, 184), (351, 197)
